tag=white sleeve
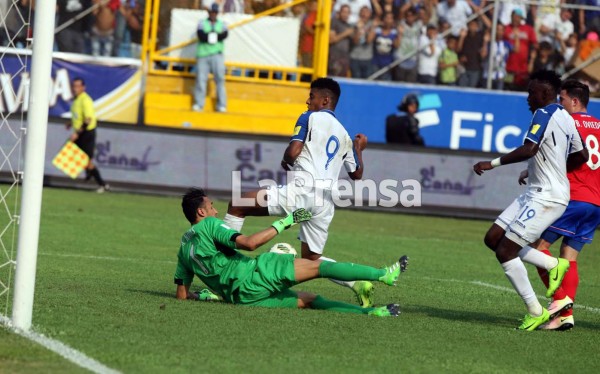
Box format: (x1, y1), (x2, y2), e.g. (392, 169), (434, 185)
(343, 137), (359, 173)
(570, 127), (585, 154)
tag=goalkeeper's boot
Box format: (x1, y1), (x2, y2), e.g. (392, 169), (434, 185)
(516, 308), (550, 331)
(198, 289), (220, 302)
(352, 281), (374, 308)
(547, 296), (573, 319)
(368, 303), (401, 317)
(539, 315), (574, 331)
(378, 255), (409, 286)
(546, 258), (570, 298)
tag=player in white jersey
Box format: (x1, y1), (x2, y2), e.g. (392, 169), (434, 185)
(473, 70), (589, 331)
(224, 78), (403, 307)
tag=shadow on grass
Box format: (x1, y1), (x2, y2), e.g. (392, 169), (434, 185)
(406, 304), (600, 331)
(406, 304), (515, 326)
(127, 289), (174, 298)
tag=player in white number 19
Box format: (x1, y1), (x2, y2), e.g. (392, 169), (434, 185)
(473, 70), (589, 331)
(519, 80), (600, 331)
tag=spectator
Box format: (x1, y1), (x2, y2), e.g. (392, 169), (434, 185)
(252, 0), (281, 15)
(91, 0), (119, 57)
(436, 0), (473, 36)
(66, 77), (109, 193)
(578, 0), (600, 37)
(482, 23), (511, 90)
(373, 12), (400, 81)
(328, 4), (353, 77)
(334, 0), (371, 25)
(394, 7), (422, 83)
(193, 3), (228, 112)
(570, 31), (600, 68)
(417, 24), (441, 84)
(122, 0), (144, 58)
(299, 0), (318, 67)
(505, 8), (537, 90)
(373, 0), (402, 21)
(561, 32), (579, 66)
(555, 9), (575, 45)
(56, 0), (91, 54)
(1, 0), (30, 48)
(498, 0), (527, 26)
(385, 93), (425, 146)
(439, 35), (460, 85)
(532, 0), (561, 41)
(529, 40), (562, 74)
(350, 6), (376, 78)
(457, 19), (486, 87)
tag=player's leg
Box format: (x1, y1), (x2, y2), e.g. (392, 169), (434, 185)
(542, 206), (600, 330)
(495, 236), (548, 330)
(224, 189), (271, 231)
(297, 291), (401, 317)
(484, 195), (524, 251)
(503, 198), (569, 298)
(293, 257), (407, 286)
(298, 206), (377, 306)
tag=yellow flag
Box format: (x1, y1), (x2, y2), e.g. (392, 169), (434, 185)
(52, 141), (90, 179)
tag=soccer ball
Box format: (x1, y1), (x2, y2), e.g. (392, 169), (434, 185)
(269, 242), (298, 257)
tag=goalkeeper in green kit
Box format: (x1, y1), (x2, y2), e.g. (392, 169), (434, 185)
(174, 188), (409, 317)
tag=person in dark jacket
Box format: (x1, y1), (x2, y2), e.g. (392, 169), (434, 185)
(385, 94), (425, 146)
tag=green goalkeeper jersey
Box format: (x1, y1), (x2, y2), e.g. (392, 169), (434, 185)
(173, 217), (256, 303)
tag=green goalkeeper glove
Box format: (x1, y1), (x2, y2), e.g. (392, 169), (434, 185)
(271, 208), (312, 233)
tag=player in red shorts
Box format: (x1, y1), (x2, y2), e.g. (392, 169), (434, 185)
(519, 80), (600, 330)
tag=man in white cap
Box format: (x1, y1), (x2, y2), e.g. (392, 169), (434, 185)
(193, 3), (228, 113)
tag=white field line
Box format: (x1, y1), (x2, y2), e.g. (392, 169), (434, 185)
(0, 314), (121, 374)
(38, 252), (176, 264)
(422, 276), (600, 314)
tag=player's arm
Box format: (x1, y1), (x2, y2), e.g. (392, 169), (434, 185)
(567, 148), (589, 171)
(282, 112), (310, 170)
(235, 209), (312, 250)
(282, 141), (304, 171)
(175, 284), (199, 300)
(348, 134), (367, 180)
(174, 261), (196, 300)
(474, 140), (538, 175)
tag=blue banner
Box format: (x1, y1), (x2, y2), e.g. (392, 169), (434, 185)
(336, 78), (600, 153)
(0, 50), (141, 124)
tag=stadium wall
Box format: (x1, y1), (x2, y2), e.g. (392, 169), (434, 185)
(336, 78), (600, 153)
(1, 120), (529, 219)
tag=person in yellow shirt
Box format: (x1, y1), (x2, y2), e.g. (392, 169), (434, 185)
(66, 77), (109, 193)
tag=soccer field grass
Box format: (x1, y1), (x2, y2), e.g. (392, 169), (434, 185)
(2, 187), (600, 373)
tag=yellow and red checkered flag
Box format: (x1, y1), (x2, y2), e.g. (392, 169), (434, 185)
(52, 141), (90, 179)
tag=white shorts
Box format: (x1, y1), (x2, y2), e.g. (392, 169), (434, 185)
(265, 184), (334, 255)
(495, 193), (567, 247)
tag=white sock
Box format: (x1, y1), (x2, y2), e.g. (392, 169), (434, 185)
(501, 258), (543, 316)
(223, 214), (245, 232)
(518, 245), (559, 270)
(320, 256), (355, 288)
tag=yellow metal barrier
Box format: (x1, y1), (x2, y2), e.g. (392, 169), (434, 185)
(142, 0), (331, 85)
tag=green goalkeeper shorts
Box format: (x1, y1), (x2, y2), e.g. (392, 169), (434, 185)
(234, 252), (298, 308)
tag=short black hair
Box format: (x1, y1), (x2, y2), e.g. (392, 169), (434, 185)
(561, 79), (590, 108)
(311, 77), (341, 109)
(73, 77), (85, 85)
(530, 69), (562, 95)
(181, 188), (207, 224)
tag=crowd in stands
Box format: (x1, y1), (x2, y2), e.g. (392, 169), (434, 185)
(0, 0), (145, 58)
(322, 0), (600, 91)
(2, 0), (600, 91)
